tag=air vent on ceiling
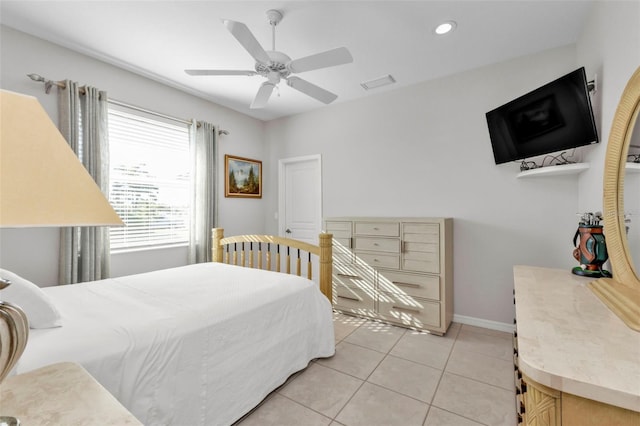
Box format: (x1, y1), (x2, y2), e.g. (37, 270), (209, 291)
(361, 75), (396, 91)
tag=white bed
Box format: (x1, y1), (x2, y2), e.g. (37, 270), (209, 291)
(14, 261), (335, 426)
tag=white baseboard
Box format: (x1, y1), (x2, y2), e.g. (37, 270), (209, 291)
(453, 314), (515, 333)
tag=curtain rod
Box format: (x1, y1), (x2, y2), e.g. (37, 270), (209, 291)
(27, 73), (230, 136)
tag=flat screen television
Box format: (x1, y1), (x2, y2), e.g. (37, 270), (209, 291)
(486, 67), (598, 165)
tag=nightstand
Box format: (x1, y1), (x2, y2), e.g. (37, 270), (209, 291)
(0, 362), (141, 425)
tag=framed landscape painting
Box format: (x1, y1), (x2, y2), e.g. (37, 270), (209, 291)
(225, 154), (262, 198)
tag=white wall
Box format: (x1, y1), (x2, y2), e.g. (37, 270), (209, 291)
(0, 26), (267, 286)
(263, 1), (640, 327)
(265, 45), (582, 325)
(576, 0), (640, 212)
(575, 0), (640, 276)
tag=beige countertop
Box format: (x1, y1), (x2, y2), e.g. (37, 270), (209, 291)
(0, 362), (142, 425)
(514, 265), (640, 412)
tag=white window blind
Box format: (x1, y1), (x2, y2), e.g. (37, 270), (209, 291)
(108, 103), (190, 250)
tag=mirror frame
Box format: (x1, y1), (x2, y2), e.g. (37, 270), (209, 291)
(590, 66), (640, 331)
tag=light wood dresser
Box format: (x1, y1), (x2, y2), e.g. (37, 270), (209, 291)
(324, 217), (453, 335)
(513, 265), (640, 426)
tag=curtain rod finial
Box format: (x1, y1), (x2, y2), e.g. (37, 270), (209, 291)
(27, 73), (45, 82)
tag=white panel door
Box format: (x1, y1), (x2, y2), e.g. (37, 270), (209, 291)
(278, 155), (322, 244)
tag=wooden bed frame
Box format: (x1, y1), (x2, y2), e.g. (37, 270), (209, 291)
(211, 228), (333, 302)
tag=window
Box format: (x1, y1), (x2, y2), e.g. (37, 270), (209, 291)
(108, 103), (190, 250)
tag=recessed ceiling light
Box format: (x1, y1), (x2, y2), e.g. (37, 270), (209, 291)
(435, 21), (457, 35)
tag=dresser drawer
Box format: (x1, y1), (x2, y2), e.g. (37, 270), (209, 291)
(354, 221), (399, 237)
(378, 293), (441, 328)
(333, 237), (353, 250)
(325, 221), (352, 237)
(333, 286), (376, 316)
(354, 237), (400, 253)
(403, 223), (439, 241)
(333, 265), (374, 291)
(404, 240), (439, 255)
(332, 237), (352, 247)
(331, 238), (354, 263)
(402, 251), (439, 273)
(377, 270), (440, 300)
(356, 252), (400, 269)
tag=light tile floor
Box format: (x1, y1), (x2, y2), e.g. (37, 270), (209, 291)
(236, 312), (517, 426)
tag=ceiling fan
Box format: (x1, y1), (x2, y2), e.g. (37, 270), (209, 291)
(185, 9), (353, 109)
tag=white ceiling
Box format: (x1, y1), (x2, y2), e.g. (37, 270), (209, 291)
(0, 1), (594, 121)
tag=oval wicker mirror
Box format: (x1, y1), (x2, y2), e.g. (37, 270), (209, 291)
(589, 66), (640, 331)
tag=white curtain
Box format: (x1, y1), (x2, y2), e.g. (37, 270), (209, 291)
(188, 120), (218, 264)
(58, 81), (111, 284)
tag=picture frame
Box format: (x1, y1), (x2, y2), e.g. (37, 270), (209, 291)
(224, 154), (262, 198)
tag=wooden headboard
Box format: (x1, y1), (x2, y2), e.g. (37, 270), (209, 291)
(211, 228), (333, 302)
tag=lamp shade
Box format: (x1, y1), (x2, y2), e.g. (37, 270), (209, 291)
(0, 90), (123, 227)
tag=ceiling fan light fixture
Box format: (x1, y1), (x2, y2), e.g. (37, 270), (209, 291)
(361, 75), (396, 91)
(434, 21), (457, 35)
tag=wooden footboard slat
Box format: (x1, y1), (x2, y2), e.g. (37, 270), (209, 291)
(266, 247), (272, 270)
(211, 228), (333, 301)
(286, 247), (291, 275)
(276, 252), (281, 273)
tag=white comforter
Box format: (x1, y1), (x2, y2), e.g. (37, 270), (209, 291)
(16, 262), (335, 426)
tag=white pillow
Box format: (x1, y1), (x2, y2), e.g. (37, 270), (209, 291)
(0, 268), (62, 329)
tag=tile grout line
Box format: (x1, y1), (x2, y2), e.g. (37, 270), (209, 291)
(328, 312), (371, 424)
(264, 314), (364, 424)
(274, 392), (334, 423)
(330, 326), (408, 423)
(422, 324), (460, 424)
(277, 319), (513, 426)
(427, 324), (507, 426)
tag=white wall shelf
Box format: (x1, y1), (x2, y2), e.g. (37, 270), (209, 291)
(626, 162), (640, 174)
(517, 163), (590, 178)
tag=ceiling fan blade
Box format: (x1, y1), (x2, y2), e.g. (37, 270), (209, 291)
(287, 47), (353, 74)
(251, 82), (275, 109)
(222, 19), (271, 65)
(286, 77), (338, 104)
(185, 69), (257, 76)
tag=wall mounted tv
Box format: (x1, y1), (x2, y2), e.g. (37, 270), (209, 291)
(486, 67), (598, 165)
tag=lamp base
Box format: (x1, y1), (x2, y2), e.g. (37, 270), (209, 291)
(0, 416), (20, 426)
(572, 266), (611, 278)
